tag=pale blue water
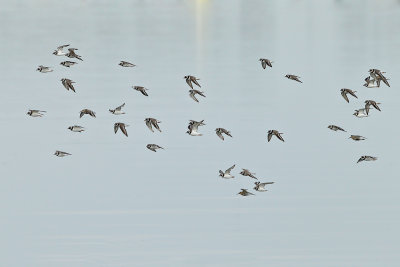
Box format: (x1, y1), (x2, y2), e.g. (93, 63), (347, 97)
(1, 0), (400, 266)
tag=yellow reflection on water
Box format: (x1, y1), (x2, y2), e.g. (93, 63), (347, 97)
(195, 0), (208, 70)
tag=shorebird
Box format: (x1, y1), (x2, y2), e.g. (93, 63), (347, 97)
(363, 76), (379, 88)
(27, 110), (46, 117)
(369, 69), (390, 87)
(119, 61), (135, 67)
(215, 128), (232, 141)
(240, 169), (258, 180)
(189, 90), (206, 103)
(285, 74), (302, 83)
(254, 181), (274, 192)
(146, 144), (164, 152)
(219, 164), (235, 179)
(185, 75), (201, 89)
(357, 156), (377, 163)
(145, 118), (162, 132)
(52, 44), (69, 56)
(328, 125), (346, 132)
(353, 108), (369, 118)
(187, 120), (205, 136)
(349, 135), (366, 141)
(54, 150), (71, 157)
(36, 65), (53, 73)
(68, 125), (85, 132)
(114, 122), (128, 137)
(65, 48), (82, 61)
(61, 78), (76, 92)
(267, 130), (284, 142)
(109, 103), (125, 115)
(60, 61), (77, 68)
(133, 86), (149, 96)
(237, 189), (254, 196)
(340, 88), (358, 103)
(364, 100), (381, 115)
(80, 109), (96, 118)
(259, 58), (273, 69)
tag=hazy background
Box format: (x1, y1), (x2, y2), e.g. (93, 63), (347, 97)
(1, 0), (400, 266)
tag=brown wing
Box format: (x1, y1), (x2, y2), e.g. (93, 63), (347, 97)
(186, 78), (193, 89)
(377, 73), (390, 87)
(222, 129), (232, 137)
(365, 103), (370, 115)
(140, 88), (148, 96)
(249, 173), (258, 180)
(145, 120), (154, 132)
(189, 92), (199, 102)
(276, 133), (285, 142)
(348, 90), (357, 99)
(191, 77), (201, 88)
(341, 91), (349, 103)
(267, 132), (272, 142)
(371, 102), (381, 111)
(293, 77), (302, 83)
(196, 90), (206, 97)
(68, 81), (75, 92)
(152, 120), (162, 132)
(216, 131), (224, 140)
(120, 124), (128, 137)
(261, 60), (266, 69)
(114, 123), (119, 134)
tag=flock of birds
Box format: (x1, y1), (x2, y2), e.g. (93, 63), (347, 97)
(29, 45), (389, 197)
(328, 68), (389, 163)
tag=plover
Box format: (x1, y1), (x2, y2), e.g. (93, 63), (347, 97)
(109, 103), (125, 115)
(254, 181), (274, 192)
(240, 169), (258, 180)
(60, 61), (77, 68)
(364, 100), (381, 115)
(340, 88), (358, 103)
(363, 76), (379, 88)
(285, 74), (302, 83)
(219, 164), (235, 179)
(54, 150), (71, 157)
(328, 125), (346, 132)
(61, 78), (76, 92)
(66, 48), (82, 61)
(187, 120), (205, 136)
(369, 69), (390, 87)
(68, 125), (85, 132)
(133, 86), (149, 96)
(36, 65), (53, 73)
(189, 90), (206, 103)
(145, 118), (162, 132)
(119, 61), (136, 67)
(353, 108), (369, 118)
(52, 44), (69, 56)
(357, 155), (377, 163)
(80, 109), (96, 118)
(237, 189), (254, 196)
(114, 122), (128, 137)
(259, 58), (273, 69)
(349, 135), (366, 141)
(27, 110), (46, 117)
(215, 128), (232, 141)
(185, 75), (201, 89)
(146, 144), (164, 152)
(267, 130), (284, 142)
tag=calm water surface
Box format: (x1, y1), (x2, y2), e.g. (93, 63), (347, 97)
(1, 0), (400, 266)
